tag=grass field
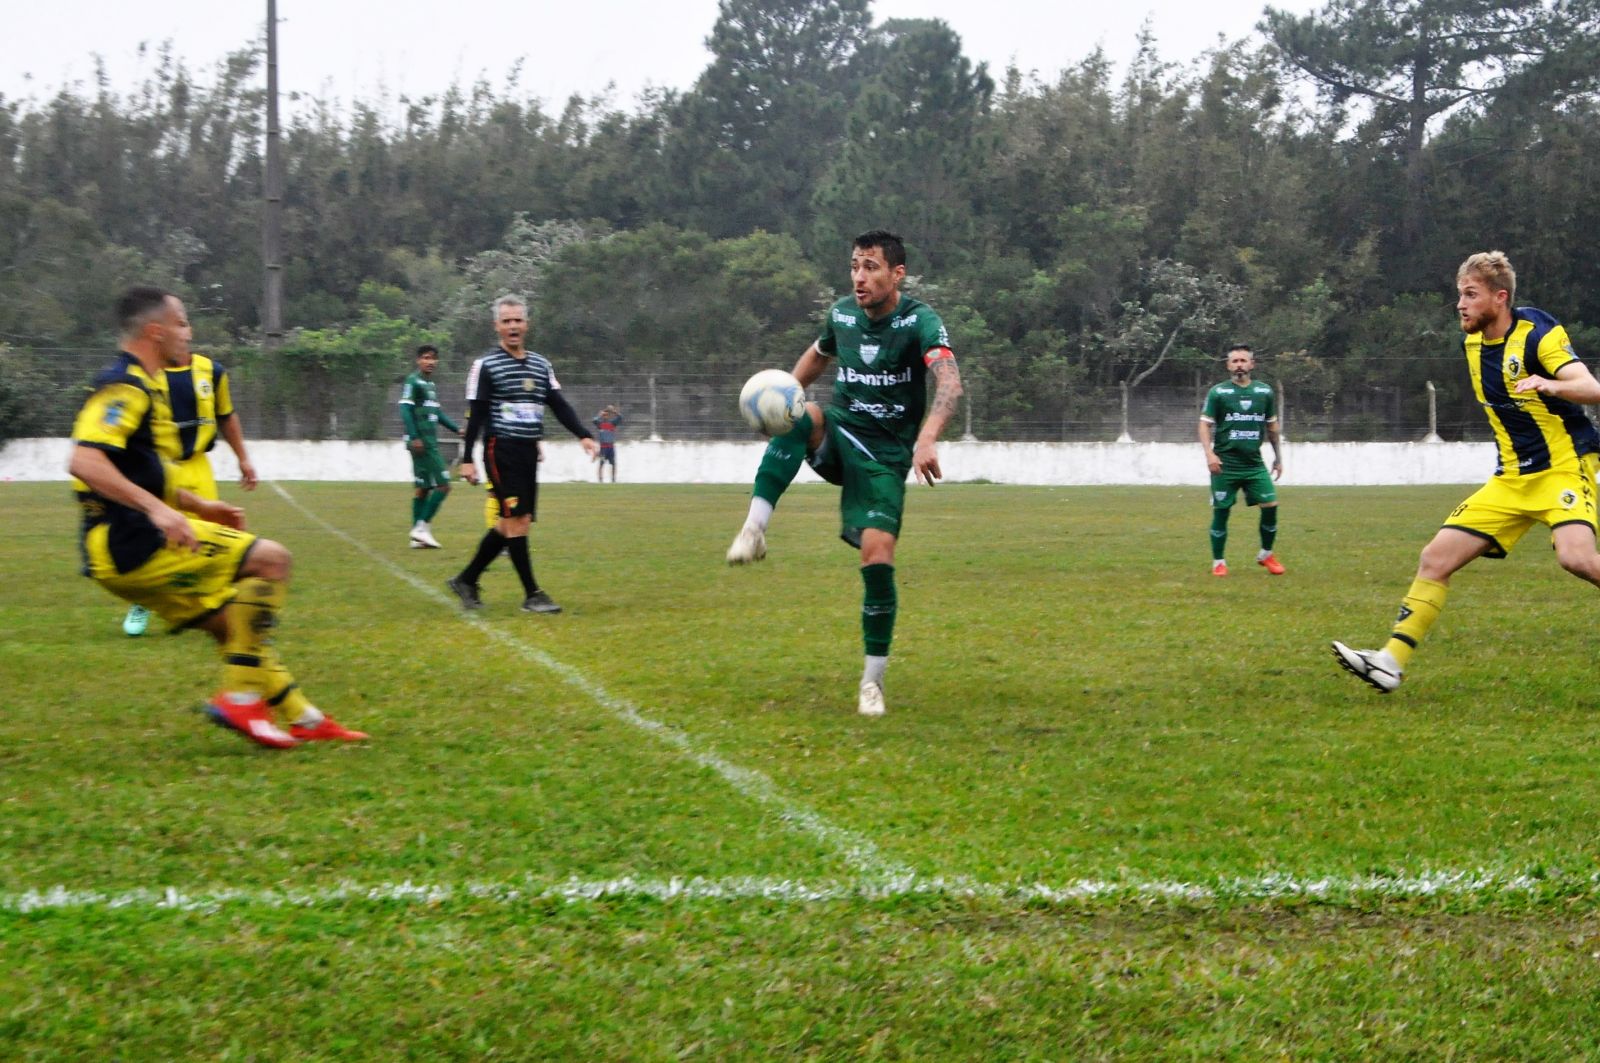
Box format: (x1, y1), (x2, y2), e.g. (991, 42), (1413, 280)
(6, 478), (1600, 1059)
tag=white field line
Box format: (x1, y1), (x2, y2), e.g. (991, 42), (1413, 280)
(8, 868), (1600, 915)
(270, 483), (912, 881)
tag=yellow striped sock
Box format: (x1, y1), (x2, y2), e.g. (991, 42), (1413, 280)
(1383, 577), (1449, 670)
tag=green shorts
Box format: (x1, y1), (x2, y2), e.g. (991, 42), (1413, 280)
(1210, 464), (1276, 509)
(807, 420), (908, 548)
(410, 444), (451, 489)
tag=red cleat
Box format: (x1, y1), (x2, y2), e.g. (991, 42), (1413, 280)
(1211, 561), (1228, 577)
(205, 694), (299, 749)
(290, 716), (369, 742)
(1258, 553), (1286, 575)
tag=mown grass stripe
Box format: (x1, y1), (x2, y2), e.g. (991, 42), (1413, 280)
(271, 482), (913, 881)
(8, 868), (1598, 914)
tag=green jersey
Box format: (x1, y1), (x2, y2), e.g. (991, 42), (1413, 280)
(399, 371), (459, 444)
(1201, 378), (1277, 469)
(816, 294), (951, 465)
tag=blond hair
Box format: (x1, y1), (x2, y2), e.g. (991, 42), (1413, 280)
(1457, 251), (1516, 305)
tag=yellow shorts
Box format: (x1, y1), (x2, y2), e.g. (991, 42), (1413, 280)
(171, 453), (219, 502)
(1443, 453), (1599, 557)
(86, 517), (257, 630)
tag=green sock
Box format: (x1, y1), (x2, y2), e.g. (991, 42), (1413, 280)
(752, 411), (813, 507)
(1209, 508), (1230, 561)
(1260, 506), (1278, 552)
(411, 495), (424, 523)
(861, 563), (897, 657)
(423, 489), (447, 522)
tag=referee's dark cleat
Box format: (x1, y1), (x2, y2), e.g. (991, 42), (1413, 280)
(446, 576), (484, 610)
(521, 590), (562, 614)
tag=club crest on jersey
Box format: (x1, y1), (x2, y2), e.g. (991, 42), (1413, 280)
(860, 342), (880, 366)
(197, 377), (213, 398)
(521, 379), (535, 392)
(1507, 355), (1522, 377)
(1561, 490), (1578, 509)
(1240, 400), (1253, 410)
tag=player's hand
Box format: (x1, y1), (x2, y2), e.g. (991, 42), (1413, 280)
(1206, 455), (1223, 475)
(151, 504), (199, 552)
(913, 440), (942, 486)
(537, 443), (546, 464)
(238, 458), (259, 491)
(460, 460), (478, 485)
(408, 438), (424, 453)
(1271, 459), (1283, 482)
(1514, 377), (1554, 395)
(194, 497), (247, 530)
(581, 438), (600, 460)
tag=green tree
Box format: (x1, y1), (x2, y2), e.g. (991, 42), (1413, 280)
(812, 19), (993, 270)
(1262, 0), (1600, 281)
(662, 0), (872, 238)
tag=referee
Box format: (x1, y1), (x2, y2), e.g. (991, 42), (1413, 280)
(448, 295), (598, 613)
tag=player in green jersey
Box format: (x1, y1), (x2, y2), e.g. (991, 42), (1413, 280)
(1199, 344), (1284, 577)
(399, 344), (462, 549)
(726, 230), (964, 717)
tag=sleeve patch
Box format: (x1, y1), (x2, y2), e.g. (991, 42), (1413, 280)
(923, 346), (954, 367)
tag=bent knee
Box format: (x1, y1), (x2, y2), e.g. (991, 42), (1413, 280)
(241, 538), (292, 581)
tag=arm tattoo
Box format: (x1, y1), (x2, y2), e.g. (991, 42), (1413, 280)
(929, 358), (963, 421)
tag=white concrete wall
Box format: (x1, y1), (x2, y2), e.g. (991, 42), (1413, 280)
(2, 436), (1497, 486)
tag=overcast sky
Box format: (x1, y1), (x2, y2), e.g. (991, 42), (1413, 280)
(2, 0), (1317, 112)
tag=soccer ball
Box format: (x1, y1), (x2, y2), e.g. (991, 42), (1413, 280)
(738, 369), (807, 437)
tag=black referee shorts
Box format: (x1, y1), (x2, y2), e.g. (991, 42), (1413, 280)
(484, 436), (539, 519)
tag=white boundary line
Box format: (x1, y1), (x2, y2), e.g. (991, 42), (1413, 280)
(8, 868), (1598, 914)
(270, 482), (913, 881)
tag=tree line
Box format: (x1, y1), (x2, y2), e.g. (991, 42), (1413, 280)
(2, 0), (1598, 441)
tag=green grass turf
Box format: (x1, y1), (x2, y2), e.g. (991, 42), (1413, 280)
(5, 479), (1600, 1057)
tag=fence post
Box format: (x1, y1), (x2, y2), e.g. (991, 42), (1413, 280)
(1422, 380), (1442, 443)
(1277, 384), (1287, 444)
(647, 373), (663, 441)
(961, 377), (977, 441)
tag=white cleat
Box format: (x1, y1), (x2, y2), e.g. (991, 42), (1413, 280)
(725, 523), (767, 565)
(410, 522), (442, 549)
(1331, 641), (1403, 693)
(409, 540), (426, 549)
(857, 679), (886, 716)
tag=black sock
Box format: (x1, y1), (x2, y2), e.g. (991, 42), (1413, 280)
(460, 530), (506, 585)
(506, 536), (538, 597)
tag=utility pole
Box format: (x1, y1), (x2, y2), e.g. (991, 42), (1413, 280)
(262, 0), (285, 352)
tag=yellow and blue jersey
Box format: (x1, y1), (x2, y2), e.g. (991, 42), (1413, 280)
(166, 353), (232, 461)
(1466, 307), (1599, 478)
(71, 353), (181, 574)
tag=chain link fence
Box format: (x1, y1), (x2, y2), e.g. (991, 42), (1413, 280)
(10, 348), (1516, 446)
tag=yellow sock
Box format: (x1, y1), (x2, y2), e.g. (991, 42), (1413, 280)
(1383, 577), (1449, 670)
(220, 577), (307, 723)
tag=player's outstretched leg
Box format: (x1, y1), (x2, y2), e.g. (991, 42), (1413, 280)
(728, 407), (816, 565)
(204, 545), (368, 747)
(1331, 577), (1448, 693)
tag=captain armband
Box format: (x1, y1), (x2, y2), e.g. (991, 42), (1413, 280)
(923, 346), (954, 366)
